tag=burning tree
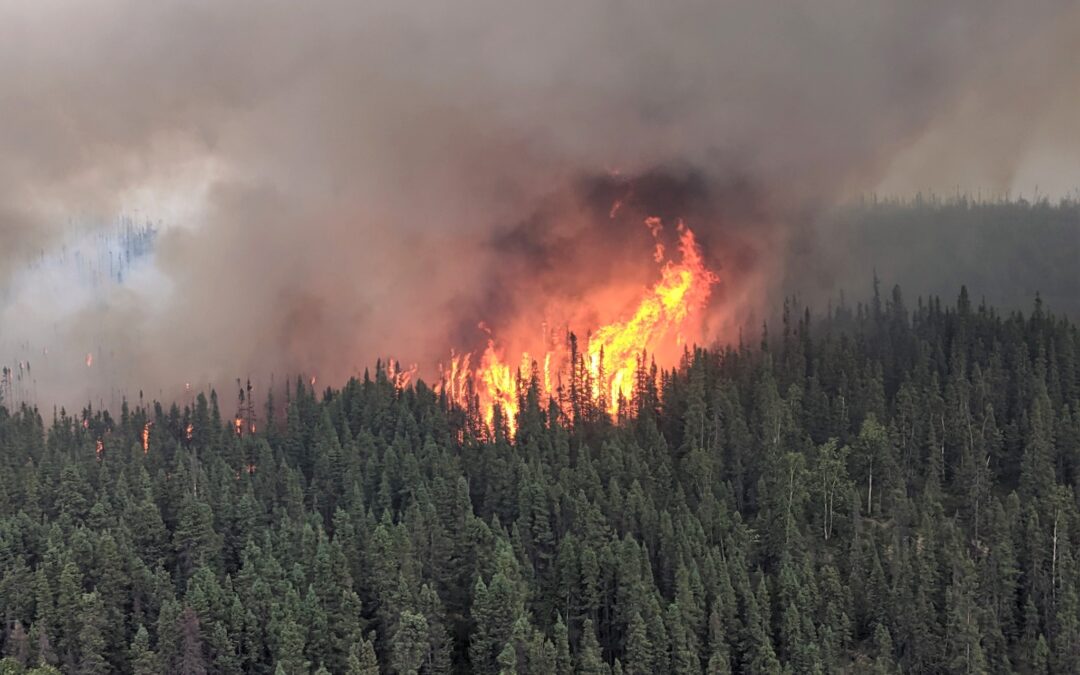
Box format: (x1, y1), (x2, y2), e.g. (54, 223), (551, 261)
(439, 217), (717, 435)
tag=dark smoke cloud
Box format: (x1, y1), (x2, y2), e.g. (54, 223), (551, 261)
(458, 167), (772, 354)
(0, 0), (1077, 406)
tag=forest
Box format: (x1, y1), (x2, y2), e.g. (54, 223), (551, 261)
(789, 196), (1080, 319)
(0, 285), (1078, 674)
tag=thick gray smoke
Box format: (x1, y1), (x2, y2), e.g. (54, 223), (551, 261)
(0, 0), (1077, 408)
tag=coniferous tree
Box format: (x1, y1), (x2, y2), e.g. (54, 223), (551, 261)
(576, 619), (608, 675)
(128, 625), (159, 675)
(346, 637), (379, 675)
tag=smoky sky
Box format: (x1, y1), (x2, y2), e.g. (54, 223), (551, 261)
(0, 0), (1078, 406)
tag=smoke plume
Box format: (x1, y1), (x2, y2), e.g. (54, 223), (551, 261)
(0, 0), (1077, 407)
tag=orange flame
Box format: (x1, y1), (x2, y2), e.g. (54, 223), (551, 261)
(440, 218), (716, 433)
(142, 422), (152, 454)
(386, 358), (417, 389)
(95, 439), (103, 460)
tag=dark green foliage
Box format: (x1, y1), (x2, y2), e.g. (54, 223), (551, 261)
(0, 288), (1077, 673)
(128, 625), (158, 675)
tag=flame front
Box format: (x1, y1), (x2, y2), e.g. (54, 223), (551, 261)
(440, 218), (717, 433)
(386, 358), (417, 389)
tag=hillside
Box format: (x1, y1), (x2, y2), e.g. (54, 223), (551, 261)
(0, 287), (1078, 674)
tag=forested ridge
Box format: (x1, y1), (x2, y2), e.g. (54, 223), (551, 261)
(792, 197), (1080, 319)
(1, 286), (1079, 674)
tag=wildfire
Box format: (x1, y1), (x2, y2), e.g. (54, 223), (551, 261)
(386, 358), (417, 389)
(142, 421), (152, 453)
(86, 353), (93, 368)
(440, 217), (717, 433)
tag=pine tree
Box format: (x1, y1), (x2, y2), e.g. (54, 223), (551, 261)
(576, 619), (608, 675)
(743, 576), (780, 674)
(944, 550), (988, 674)
(1032, 634), (1051, 674)
(870, 622), (895, 674)
(391, 610), (429, 675)
(553, 614), (573, 675)
(470, 567), (524, 675)
(666, 603), (698, 675)
(55, 560), (83, 665)
(346, 637), (379, 675)
(705, 598), (732, 675)
(128, 625), (159, 675)
(174, 494), (219, 585)
(75, 592), (109, 675)
(624, 610), (654, 675)
(496, 642), (518, 675)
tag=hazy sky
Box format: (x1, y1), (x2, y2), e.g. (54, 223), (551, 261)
(1, 0), (1077, 406)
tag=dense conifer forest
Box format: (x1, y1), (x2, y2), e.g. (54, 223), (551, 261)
(1, 286), (1079, 674)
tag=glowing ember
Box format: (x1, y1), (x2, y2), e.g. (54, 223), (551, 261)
(185, 423), (193, 441)
(234, 416), (243, 436)
(440, 217), (717, 433)
(95, 439), (103, 460)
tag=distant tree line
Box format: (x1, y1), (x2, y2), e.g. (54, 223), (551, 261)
(791, 197), (1080, 320)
